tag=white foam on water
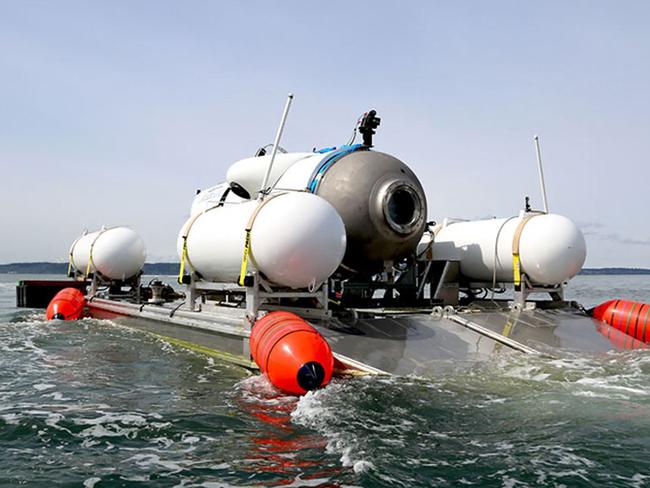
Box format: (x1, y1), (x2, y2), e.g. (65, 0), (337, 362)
(33, 383), (56, 391)
(120, 475), (151, 482)
(485, 347), (650, 416)
(278, 475), (333, 487)
(83, 477), (101, 488)
(150, 436), (174, 449)
(235, 374), (297, 407)
(523, 443), (600, 485)
(494, 441), (514, 451)
(123, 453), (185, 473)
(547, 447), (596, 468)
(73, 412), (150, 427)
(58, 411), (171, 440)
(291, 389), (330, 427)
(79, 424), (134, 439)
(174, 482), (255, 488)
(547, 469), (590, 482)
(44, 412), (73, 434)
(20, 338), (48, 357)
(81, 438), (101, 448)
(575, 376), (649, 396)
(500, 475), (528, 488)
(615, 473), (650, 488)
(457, 477), (476, 485)
(41, 391), (69, 401)
(291, 384), (375, 475)
(1, 413), (20, 425)
(352, 460), (374, 474)
(571, 390), (610, 398)
(156, 338), (180, 355)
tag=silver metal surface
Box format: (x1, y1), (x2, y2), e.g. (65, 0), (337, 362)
(258, 93), (294, 200)
(458, 305), (614, 354)
(533, 135), (549, 213)
(315, 151), (427, 271)
(87, 297), (612, 378)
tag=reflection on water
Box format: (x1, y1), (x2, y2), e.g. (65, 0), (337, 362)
(235, 376), (345, 486)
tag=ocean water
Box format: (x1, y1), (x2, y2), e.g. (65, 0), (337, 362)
(1, 274), (650, 487)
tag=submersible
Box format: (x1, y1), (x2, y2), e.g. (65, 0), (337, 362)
(17, 99), (647, 396)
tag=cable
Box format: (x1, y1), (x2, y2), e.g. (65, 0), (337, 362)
(346, 114), (365, 146)
(169, 300), (187, 318)
(254, 144), (288, 157)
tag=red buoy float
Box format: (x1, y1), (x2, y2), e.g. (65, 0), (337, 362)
(46, 288), (86, 320)
(591, 299), (650, 342)
(250, 311), (334, 396)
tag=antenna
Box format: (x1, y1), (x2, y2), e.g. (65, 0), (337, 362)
(533, 135), (549, 213)
(258, 93), (294, 201)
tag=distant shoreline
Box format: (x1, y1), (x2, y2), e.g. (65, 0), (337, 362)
(0, 262), (180, 275)
(0, 262), (648, 276)
(578, 267), (650, 275)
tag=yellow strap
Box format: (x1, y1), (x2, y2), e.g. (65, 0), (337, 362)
(502, 319), (514, 337)
(513, 254), (521, 287)
(238, 229), (252, 286)
(494, 317), (516, 352)
(85, 249), (93, 278)
(85, 228), (111, 279)
(511, 212), (544, 285)
(237, 192), (286, 286)
(176, 207), (218, 284)
(178, 238), (188, 284)
(67, 234), (85, 278)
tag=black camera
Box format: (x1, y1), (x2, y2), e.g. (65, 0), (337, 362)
(358, 110), (381, 147)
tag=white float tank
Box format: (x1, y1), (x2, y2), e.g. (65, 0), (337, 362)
(190, 182), (245, 216)
(226, 149), (428, 271)
(430, 213), (586, 285)
(70, 226), (147, 280)
(226, 152), (318, 199)
(177, 191), (346, 289)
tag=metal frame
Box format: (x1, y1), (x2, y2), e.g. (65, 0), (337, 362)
(243, 273), (330, 320)
(512, 273), (565, 308)
(185, 273), (330, 358)
(88, 271), (142, 302)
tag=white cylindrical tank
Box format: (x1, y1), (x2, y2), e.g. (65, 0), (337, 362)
(226, 152), (319, 199)
(178, 192), (346, 289)
(70, 226), (147, 280)
(213, 147), (428, 272)
(190, 182), (245, 216)
(431, 213), (586, 285)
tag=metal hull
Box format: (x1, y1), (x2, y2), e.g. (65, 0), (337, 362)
(87, 299), (255, 368)
(86, 298), (620, 378)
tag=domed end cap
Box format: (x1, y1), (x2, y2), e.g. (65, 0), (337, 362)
(296, 361), (325, 391)
(519, 213), (587, 285)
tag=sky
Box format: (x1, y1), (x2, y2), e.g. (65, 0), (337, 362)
(0, 1), (649, 267)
